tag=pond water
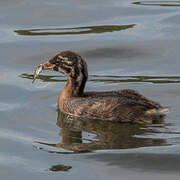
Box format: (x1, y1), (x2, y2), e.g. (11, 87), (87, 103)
(1, 0), (180, 179)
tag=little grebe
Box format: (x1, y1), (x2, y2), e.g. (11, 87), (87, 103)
(40, 51), (168, 123)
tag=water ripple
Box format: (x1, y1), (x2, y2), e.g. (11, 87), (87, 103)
(14, 24), (135, 36)
(0, 102), (21, 111)
(20, 73), (180, 84)
(133, 1), (180, 7)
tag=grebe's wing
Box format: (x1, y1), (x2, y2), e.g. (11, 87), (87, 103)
(61, 95), (164, 123)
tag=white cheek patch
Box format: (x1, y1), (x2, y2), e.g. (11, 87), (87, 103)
(64, 60), (73, 65)
(57, 55), (72, 65)
(58, 55), (68, 61)
(58, 67), (66, 74)
(58, 65), (72, 75)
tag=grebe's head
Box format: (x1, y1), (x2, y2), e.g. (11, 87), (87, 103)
(42, 51), (88, 94)
(42, 51), (88, 79)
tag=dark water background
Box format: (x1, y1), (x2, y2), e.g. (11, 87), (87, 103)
(1, 0), (180, 179)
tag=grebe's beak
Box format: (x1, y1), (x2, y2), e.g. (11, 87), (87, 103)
(42, 61), (56, 70)
(32, 61), (56, 84)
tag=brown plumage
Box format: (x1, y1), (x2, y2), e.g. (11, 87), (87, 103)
(41, 50), (168, 124)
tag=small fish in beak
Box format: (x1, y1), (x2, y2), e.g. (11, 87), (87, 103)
(32, 61), (56, 84)
(32, 64), (43, 84)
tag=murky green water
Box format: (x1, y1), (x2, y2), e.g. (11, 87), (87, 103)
(1, 0), (180, 179)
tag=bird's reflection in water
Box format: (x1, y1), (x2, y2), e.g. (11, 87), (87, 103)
(54, 111), (167, 153)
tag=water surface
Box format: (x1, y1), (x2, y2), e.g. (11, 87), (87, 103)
(1, 0), (180, 179)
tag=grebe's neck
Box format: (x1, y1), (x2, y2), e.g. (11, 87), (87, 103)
(60, 75), (87, 99)
(58, 56), (88, 108)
